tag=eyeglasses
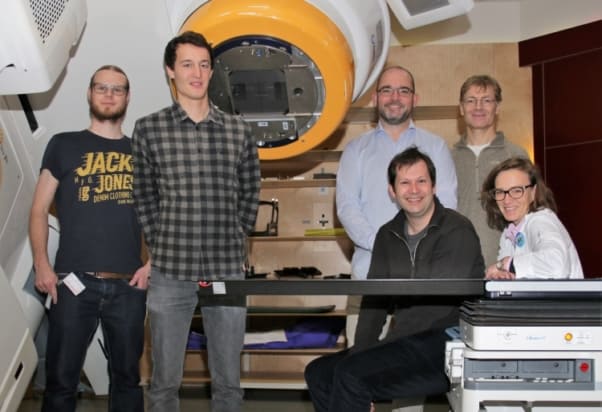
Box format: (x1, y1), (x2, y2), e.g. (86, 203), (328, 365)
(462, 97), (496, 107)
(490, 184), (534, 201)
(92, 83), (128, 96)
(377, 86), (414, 97)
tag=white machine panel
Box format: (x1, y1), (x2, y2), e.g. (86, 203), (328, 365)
(450, 291), (602, 412)
(387, 0), (474, 30)
(0, 0), (86, 94)
(461, 320), (602, 351)
(0, 267), (37, 412)
(446, 342), (602, 412)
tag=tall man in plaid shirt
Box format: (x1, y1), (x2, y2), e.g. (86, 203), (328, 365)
(131, 31), (261, 412)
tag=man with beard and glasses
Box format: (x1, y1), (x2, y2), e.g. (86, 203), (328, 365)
(30, 65), (150, 412)
(336, 66), (458, 355)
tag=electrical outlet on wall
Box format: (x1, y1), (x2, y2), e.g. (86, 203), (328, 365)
(312, 202), (333, 229)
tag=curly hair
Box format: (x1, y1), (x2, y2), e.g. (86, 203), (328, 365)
(481, 157), (557, 231)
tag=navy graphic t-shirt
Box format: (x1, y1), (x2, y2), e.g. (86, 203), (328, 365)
(41, 130), (142, 274)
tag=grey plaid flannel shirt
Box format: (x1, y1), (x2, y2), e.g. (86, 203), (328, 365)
(132, 103), (261, 280)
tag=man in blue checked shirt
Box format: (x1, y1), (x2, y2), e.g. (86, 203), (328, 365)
(132, 31), (261, 412)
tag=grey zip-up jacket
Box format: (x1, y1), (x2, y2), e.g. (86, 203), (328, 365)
(354, 197), (484, 350)
(452, 132), (528, 266)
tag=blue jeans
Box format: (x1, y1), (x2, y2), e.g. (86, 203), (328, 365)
(146, 268), (246, 412)
(304, 329), (450, 412)
(42, 272), (146, 412)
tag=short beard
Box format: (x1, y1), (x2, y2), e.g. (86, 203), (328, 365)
(89, 105), (126, 123)
(379, 106), (412, 126)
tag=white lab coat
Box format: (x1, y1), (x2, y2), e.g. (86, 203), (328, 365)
(497, 208), (584, 279)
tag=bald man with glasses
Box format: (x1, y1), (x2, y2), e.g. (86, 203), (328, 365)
(336, 66), (457, 351)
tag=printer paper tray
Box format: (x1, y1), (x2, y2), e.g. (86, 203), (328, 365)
(460, 299), (602, 326)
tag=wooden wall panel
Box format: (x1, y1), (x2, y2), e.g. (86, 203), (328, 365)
(519, 20), (601, 67)
(520, 20), (602, 277)
(546, 143), (602, 276)
(543, 51), (601, 147)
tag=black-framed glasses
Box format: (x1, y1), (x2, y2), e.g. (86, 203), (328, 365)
(92, 83), (128, 96)
(490, 184), (534, 201)
(377, 86), (414, 97)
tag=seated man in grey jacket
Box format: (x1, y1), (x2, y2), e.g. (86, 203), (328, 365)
(305, 147), (484, 412)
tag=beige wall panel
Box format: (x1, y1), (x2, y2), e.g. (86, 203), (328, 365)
(255, 187), (338, 236)
(491, 43), (534, 157)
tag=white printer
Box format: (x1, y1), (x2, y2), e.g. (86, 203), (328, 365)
(445, 279), (602, 412)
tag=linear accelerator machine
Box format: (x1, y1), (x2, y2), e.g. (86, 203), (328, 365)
(0, 0), (474, 410)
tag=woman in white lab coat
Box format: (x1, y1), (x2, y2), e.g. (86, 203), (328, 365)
(481, 157), (583, 280)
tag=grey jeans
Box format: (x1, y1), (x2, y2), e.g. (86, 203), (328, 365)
(146, 268), (246, 412)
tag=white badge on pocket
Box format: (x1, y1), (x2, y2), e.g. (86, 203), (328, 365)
(63, 272), (86, 296)
(212, 281), (226, 295)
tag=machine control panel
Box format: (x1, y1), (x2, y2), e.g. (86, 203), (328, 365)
(463, 358), (595, 390)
